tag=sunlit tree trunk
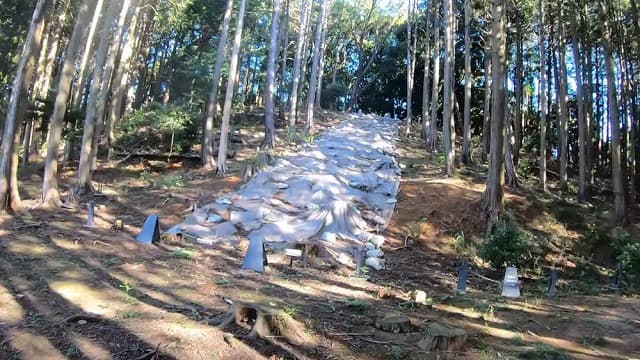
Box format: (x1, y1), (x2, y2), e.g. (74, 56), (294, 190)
(107, 4), (141, 159)
(202, 0), (234, 168)
(217, 0), (247, 174)
(513, 25), (523, 164)
(75, 0), (118, 194)
(71, 0), (104, 109)
(462, 0), (472, 164)
(442, 0), (455, 176)
(305, 0), (328, 132)
(483, 0), (506, 226)
(315, 8), (329, 109)
(538, 0), (548, 192)
(0, 0), (48, 212)
(264, 0), (282, 149)
(42, 0), (99, 206)
(598, 0), (625, 223)
(288, 0), (310, 128)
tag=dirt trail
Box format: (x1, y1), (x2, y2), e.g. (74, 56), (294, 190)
(1, 118), (640, 359)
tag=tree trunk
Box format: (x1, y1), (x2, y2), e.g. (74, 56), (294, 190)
(481, 43), (491, 161)
(462, 0), (472, 163)
(571, 15), (587, 201)
(483, 0), (506, 226)
(263, 0), (282, 149)
(0, 0), (48, 212)
(75, 0), (118, 194)
(217, 0), (248, 174)
(513, 27), (523, 164)
(442, 0), (455, 176)
(598, 0), (625, 223)
(288, 0), (310, 128)
(305, 0), (328, 132)
(42, 0), (99, 206)
(107, 4), (141, 159)
(405, 0), (415, 135)
(202, 0), (234, 168)
(72, 0), (105, 109)
(556, 0), (569, 190)
(421, 3), (433, 141)
(428, 3), (441, 152)
(315, 7), (329, 109)
(538, 0), (547, 192)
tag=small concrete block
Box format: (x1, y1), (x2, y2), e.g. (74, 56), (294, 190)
(370, 235), (385, 248)
(365, 257), (385, 270)
(366, 249), (384, 258)
(414, 290), (427, 304)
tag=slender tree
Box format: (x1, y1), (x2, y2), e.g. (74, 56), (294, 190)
(538, 0), (548, 192)
(598, 0), (625, 222)
(427, 2), (441, 151)
(0, 0), (48, 212)
(442, 0), (455, 176)
(264, 0), (282, 148)
(305, 0), (329, 131)
(202, 0), (234, 168)
(288, 0), (310, 128)
(217, 0), (248, 174)
(556, 0), (569, 190)
(42, 0), (100, 206)
(462, 0), (472, 163)
(405, 0), (416, 135)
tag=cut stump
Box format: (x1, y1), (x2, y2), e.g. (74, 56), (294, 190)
(417, 323), (467, 352)
(375, 315), (413, 333)
(209, 301), (313, 346)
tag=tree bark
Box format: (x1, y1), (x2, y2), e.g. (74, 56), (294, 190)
(202, 0), (234, 168)
(305, 0), (328, 132)
(0, 0), (48, 212)
(405, 0), (415, 135)
(462, 0), (472, 164)
(483, 0), (506, 226)
(264, 0), (282, 149)
(42, 0), (99, 206)
(556, 0), (569, 190)
(71, 0), (105, 109)
(442, 0), (456, 176)
(571, 14), (587, 201)
(428, 3), (441, 152)
(315, 6), (329, 109)
(481, 42), (491, 161)
(288, 0), (310, 128)
(75, 0), (118, 194)
(217, 0), (248, 174)
(538, 0), (548, 192)
(598, 0), (625, 223)
(421, 3), (433, 141)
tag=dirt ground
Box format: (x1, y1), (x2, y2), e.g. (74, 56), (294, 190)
(1, 116), (640, 360)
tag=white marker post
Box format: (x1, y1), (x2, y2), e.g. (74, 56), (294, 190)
(502, 266), (520, 298)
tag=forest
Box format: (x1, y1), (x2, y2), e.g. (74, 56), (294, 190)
(1, 0), (640, 359)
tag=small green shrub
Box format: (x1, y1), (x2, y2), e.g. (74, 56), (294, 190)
(480, 219), (529, 270)
(615, 236), (640, 287)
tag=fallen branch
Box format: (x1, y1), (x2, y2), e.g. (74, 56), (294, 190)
(469, 270), (500, 284)
(357, 337), (392, 344)
(132, 344), (161, 360)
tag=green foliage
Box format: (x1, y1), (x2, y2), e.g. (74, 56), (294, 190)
(215, 278), (230, 286)
(171, 248), (197, 260)
(480, 219), (529, 270)
(115, 103), (196, 153)
(121, 310), (140, 319)
(611, 228), (640, 287)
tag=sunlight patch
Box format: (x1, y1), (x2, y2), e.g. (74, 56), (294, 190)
(50, 281), (114, 316)
(10, 331), (66, 360)
(0, 283), (23, 325)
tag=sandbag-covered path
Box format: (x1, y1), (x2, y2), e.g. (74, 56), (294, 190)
(170, 114), (400, 270)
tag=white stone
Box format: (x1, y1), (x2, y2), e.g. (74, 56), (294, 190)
(365, 257), (385, 270)
(370, 235), (385, 248)
(414, 290), (427, 304)
(365, 242), (376, 250)
(366, 249), (384, 258)
(216, 197), (232, 205)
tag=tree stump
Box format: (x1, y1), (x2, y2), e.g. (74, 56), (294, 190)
(209, 301), (313, 346)
(375, 315), (413, 333)
(417, 323), (467, 352)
